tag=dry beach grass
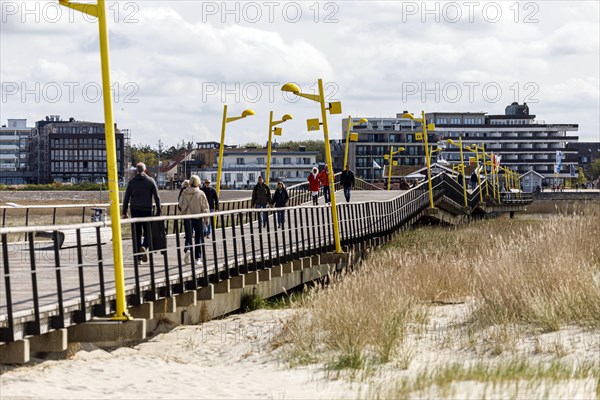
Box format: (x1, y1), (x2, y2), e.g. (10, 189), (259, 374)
(281, 204), (600, 398)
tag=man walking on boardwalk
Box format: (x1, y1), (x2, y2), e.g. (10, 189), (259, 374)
(251, 176), (271, 227)
(340, 164), (355, 203)
(122, 162), (162, 263)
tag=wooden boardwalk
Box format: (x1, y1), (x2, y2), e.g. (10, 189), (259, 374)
(0, 190), (407, 321)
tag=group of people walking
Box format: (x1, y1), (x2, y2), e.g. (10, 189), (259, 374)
(122, 161), (358, 265)
(251, 176), (290, 229)
(121, 162), (220, 265)
(307, 164), (356, 204)
(177, 175), (219, 265)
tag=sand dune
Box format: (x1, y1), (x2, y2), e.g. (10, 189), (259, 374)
(0, 309), (364, 400)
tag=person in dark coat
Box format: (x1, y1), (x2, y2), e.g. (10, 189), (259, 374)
(251, 176), (271, 227)
(201, 178), (219, 237)
(271, 181), (289, 228)
(122, 162), (162, 262)
(340, 164), (355, 202)
(470, 172), (478, 190)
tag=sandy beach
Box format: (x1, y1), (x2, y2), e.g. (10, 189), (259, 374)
(1, 303), (598, 400)
(0, 309), (365, 400)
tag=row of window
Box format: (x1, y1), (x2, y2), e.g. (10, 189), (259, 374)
(51, 138), (123, 146)
(51, 126), (105, 134)
(366, 133), (433, 143)
(222, 170), (309, 183)
(233, 157), (314, 165)
(356, 146), (424, 156)
(436, 118), (483, 125)
(51, 161), (122, 173)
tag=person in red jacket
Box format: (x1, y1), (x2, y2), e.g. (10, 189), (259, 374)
(307, 166), (320, 205)
(318, 165), (331, 204)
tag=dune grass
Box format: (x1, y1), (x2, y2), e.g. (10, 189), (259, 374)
(281, 204), (600, 375)
(377, 358), (600, 399)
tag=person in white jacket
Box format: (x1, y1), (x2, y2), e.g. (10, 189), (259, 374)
(178, 175), (210, 264)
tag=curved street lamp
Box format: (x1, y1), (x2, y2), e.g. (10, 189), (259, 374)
(384, 146), (405, 190)
(401, 111), (436, 210)
(266, 112), (293, 187)
(282, 79), (343, 253)
(344, 116), (368, 168)
(217, 106), (255, 196)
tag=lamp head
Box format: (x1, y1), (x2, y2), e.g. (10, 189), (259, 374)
(465, 145), (473, 151)
(446, 139), (455, 146)
(401, 112), (415, 120)
(398, 147), (405, 151)
(241, 109), (255, 118)
(281, 83), (300, 94)
(281, 114), (293, 121)
(358, 118), (368, 124)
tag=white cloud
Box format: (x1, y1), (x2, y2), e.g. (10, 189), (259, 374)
(1, 0), (598, 145)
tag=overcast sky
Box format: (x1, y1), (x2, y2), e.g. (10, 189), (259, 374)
(1, 0), (599, 147)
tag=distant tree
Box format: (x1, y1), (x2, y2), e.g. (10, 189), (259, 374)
(242, 142), (264, 148)
(130, 143), (157, 167)
(576, 167), (587, 185)
(132, 149), (158, 167)
(278, 140), (326, 162)
(589, 158), (600, 180)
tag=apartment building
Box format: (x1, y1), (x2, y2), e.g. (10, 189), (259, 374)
(341, 115), (434, 181)
(29, 115), (129, 184)
(0, 119), (33, 184)
(343, 103), (579, 183)
(428, 103), (579, 182)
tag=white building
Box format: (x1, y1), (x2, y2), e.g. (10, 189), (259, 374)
(344, 103), (579, 185)
(192, 147), (319, 189)
(0, 119), (32, 184)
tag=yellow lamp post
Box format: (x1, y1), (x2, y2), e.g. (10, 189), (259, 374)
(216, 106), (254, 197)
(446, 138), (468, 208)
(59, 0), (128, 320)
(281, 80), (343, 253)
(402, 111), (436, 210)
(465, 144), (484, 203)
(486, 156), (496, 201)
(491, 152), (501, 202)
(384, 146), (405, 190)
(266, 112), (293, 187)
(470, 143), (490, 198)
(344, 116), (367, 168)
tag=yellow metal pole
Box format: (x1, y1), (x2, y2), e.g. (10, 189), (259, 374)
(318, 79), (342, 253)
(387, 146), (393, 191)
(266, 111), (274, 187)
(98, 0), (128, 320)
(422, 111), (435, 209)
(494, 154), (501, 202)
(59, 0), (128, 320)
(343, 115), (352, 169)
(216, 105), (227, 197)
(490, 151), (497, 200)
(481, 143), (489, 197)
(473, 145), (483, 203)
(458, 137), (467, 207)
